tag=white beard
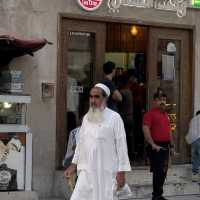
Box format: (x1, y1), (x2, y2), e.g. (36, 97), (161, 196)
(86, 106), (105, 123)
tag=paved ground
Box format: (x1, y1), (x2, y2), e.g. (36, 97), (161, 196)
(41, 194), (200, 200)
(132, 194), (200, 200)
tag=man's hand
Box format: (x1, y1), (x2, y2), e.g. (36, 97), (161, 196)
(64, 164), (76, 179)
(151, 143), (162, 152)
(116, 171), (125, 189)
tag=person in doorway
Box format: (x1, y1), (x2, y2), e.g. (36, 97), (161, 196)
(186, 110), (200, 182)
(101, 61), (122, 112)
(127, 71), (145, 161)
(143, 93), (174, 200)
(64, 83), (131, 200)
(118, 74), (134, 162)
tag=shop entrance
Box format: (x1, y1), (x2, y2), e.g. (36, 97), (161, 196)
(105, 23), (148, 165)
(57, 17), (192, 168)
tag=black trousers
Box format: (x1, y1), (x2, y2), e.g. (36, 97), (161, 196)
(147, 142), (170, 198)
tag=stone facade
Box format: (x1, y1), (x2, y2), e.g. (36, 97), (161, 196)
(0, 0), (200, 198)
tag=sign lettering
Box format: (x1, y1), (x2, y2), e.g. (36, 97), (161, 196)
(77, 0), (103, 11)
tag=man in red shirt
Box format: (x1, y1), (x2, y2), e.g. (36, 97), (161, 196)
(143, 93), (174, 200)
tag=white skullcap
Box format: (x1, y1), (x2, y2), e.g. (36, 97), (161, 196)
(95, 83), (110, 97)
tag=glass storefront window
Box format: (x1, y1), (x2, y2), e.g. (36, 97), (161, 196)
(0, 103), (25, 124)
(157, 39), (180, 152)
(66, 31), (95, 132)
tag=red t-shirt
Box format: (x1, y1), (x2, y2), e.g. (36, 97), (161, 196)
(143, 108), (171, 142)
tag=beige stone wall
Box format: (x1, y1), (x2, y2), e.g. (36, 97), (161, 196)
(0, 0), (200, 198)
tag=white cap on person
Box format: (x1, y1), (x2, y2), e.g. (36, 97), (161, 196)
(95, 83), (110, 97)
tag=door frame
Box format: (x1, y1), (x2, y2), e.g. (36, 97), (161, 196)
(56, 14), (194, 167)
(147, 27), (193, 163)
(56, 17), (106, 168)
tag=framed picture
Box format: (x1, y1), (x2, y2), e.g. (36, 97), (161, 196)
(41, 82), (54, 99)
(0, 132), (26, 191)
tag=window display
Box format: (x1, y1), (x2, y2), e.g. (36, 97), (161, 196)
(0, 94), (31, 191)
(0, 133), (25, 191)
(0, 103), (23, 124)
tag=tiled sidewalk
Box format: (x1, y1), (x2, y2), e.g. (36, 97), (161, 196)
(41, 194), (200, 200)
(131, 194), (200, 200)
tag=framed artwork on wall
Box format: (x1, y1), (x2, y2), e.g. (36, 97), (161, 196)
(41, 82), (55, 99)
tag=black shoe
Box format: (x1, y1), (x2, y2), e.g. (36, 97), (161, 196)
(152, 196), (168, 200)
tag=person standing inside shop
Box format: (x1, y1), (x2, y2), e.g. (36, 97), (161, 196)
(118, 74), (134, 162)
(101, 61), (122, 112)
(143, 93), (174, 200)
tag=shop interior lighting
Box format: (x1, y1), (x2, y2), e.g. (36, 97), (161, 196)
(3, 102), (12, 109)
(130, 26), (138, 36)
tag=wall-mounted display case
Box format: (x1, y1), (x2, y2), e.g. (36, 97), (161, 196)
(0, 94), (32, 191)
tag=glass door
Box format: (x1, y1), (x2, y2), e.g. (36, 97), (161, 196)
(67, 31), (95, 126)
(56, 19), (106, 168)
(147, 27), (192, 163)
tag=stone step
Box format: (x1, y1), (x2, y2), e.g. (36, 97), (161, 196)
(40, 194), (200, 200)
(53, 164), (200, 199)
(40, 199), (64, 200)
(0, 191), (38, 200)
(123, 194), (200, 200)
(125, 164), (200, 199)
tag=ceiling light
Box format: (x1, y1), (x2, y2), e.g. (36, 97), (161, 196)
(130, 26), (138, 36)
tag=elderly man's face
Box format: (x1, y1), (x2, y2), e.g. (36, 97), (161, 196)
(89, 87), (105, 109)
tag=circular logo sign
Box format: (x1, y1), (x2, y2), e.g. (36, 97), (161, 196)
(77, 0), (103, 11)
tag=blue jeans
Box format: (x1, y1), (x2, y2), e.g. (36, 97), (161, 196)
(192, 138), (200, 174)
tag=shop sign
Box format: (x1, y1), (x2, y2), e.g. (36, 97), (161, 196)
(192, 0), (200, 7)
(71, 86), (83, 93)
(107, 0), (189, 17)
(77, 0), (103, 11)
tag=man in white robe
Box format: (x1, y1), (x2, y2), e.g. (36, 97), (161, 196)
(64, 83), (131, 200)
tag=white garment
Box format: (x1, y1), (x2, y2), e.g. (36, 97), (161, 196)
(71, 108), (131, 200)
(67, 76), (79, 112)
(186, 114), (200, 144)
(4, 147), (25, 190)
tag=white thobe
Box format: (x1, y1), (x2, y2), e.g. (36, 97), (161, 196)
(71, 108), (131, 200)
(186, 114), (200, 144)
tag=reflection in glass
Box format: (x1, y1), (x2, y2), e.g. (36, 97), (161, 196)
(67, 31), (95, 133)
(157, 39), (180, 152)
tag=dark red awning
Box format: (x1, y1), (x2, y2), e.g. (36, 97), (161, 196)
(0, 34), (52, 65)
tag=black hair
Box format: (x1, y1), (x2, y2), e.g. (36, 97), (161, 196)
(161, 93), (167, 98)
(103, 61), (115, 75)
(117, 74), (129, 89)
(196, 110), (200, 116)
(153, 92), (167, 100)
(153, 93), (160, 100)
